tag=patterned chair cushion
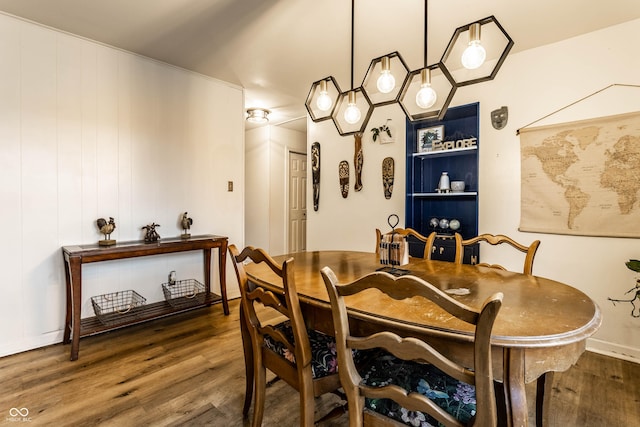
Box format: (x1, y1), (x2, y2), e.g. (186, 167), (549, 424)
(359, 350), (477, 427)
(263, 321), (338, 379)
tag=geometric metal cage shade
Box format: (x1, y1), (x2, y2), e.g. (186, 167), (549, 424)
(330, 87), (373, 136)
(441, 15), (514, 87)
(362, 51), (410, 107)
(399, 63), (457, 121)
(305, 76), (342, 122)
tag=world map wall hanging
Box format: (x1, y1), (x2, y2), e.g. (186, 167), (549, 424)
(519, 111), (640, 238)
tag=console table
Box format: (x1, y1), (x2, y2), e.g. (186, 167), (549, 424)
(62, 234), (228, 361)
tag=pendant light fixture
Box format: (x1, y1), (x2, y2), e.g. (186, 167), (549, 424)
(305, 76), (341, 122)
(461, 23), (486, 70)
(329, 0), (373, 136)
(377, 56), (395, 93)
(441, 16), (514, 87)
(316, 80), (333, 111)
(415, 69), (437, 108)
(362, 51), (409, 107)
(343, 0), (360, 125)
(398, 0), (455, 121)
(306, 2), (513, 133)
(344, 91), (361, 124)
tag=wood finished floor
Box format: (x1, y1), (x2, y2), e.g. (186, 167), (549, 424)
(1, 298), (638, 426)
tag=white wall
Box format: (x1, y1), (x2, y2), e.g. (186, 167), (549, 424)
(0, 14), (244, 357)
(308, 105), (408, 253)
(308, 19), (640, 362)
(245, 124), (306, 256)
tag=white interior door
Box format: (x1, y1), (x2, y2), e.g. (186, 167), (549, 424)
(288, 152), (307, 252)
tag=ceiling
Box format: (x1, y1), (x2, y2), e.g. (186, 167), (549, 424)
(1, 0), (639, 131)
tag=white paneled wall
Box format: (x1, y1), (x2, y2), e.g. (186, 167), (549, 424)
(0, 14), (244, 357)
(244, 125), (306, 256)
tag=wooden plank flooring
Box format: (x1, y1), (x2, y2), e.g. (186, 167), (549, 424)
(1, 298), (638, 426)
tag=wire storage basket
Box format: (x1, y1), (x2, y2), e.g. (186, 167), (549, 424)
(162, 279), (205, 308)
(91, 290), (147, 326)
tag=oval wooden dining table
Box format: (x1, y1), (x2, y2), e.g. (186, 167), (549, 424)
(244, 251), (602, 427)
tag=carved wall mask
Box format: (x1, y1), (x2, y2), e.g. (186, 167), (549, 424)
(382, 157), (394, 199)
(491, 106), (508, 130)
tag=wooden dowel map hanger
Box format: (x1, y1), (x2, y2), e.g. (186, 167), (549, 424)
(516, 83), (640, 135)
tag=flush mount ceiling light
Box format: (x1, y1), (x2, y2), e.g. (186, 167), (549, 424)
(246, 108), (270, 124)
(306, 1), (513, 132)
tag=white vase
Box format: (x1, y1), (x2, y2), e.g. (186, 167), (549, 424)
(438, 172), (450, 192)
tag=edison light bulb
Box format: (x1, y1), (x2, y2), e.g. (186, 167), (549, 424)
(316, 91), (332, 111)
(462, 41), (486, 69)
(416, 84), (437, 109)
(415, 68), (437, 109)
(376, 56), (395, 94)
(461, 23), (486, 70)
(377, 70), (395, 94)
(343, 91), (361, 124)
(316, 80), (332, 111)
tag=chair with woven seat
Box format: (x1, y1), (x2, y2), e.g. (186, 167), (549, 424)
(229, 245), (342, 427)
(375, 228), (437, 260)
(454, 233), (541, 275)
(322, 267), (503, 427)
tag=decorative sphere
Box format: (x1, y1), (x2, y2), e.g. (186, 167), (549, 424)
(439, 218), (449, 229)
(429, 218), (439, 228)
(449, 219), (461, 231)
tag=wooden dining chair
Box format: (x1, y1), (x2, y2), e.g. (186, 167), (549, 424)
(322, 267), (503, 427)
(454, 233), (541, 275)
(375, 228), (437, 259)
(229, 245), (342, 427)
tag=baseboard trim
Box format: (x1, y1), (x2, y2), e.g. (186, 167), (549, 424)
(587, 337), (640, 364)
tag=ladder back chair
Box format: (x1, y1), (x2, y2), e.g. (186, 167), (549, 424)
(376, 228), (437, 260)
(229, 245), (342, 427)
(322, 267), (503, 427)
(454, 233), (541, 275)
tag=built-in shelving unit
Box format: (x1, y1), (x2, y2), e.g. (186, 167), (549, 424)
(406, 103), (479, 263)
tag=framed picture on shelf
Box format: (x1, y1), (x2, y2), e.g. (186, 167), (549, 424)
(417, 125), (444, 153)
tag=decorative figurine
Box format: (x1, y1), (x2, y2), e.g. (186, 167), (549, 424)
(382, 157), (394, 199)
(180, 212), (193, 239)
(142, 222), (161, 243)
(311, 142), (320, 211)
(339, 160), (349, 198)
(96, 217), (116, 246)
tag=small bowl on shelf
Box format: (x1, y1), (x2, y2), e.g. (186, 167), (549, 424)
(450, 181), (465, 192)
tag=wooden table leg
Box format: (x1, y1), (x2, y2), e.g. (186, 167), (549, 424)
(536, 372), (554, 426)
(219, 239), (229, 315)
(62, 254), (72, 345)
(68, 256), (82, 361)
(204, 247), (212, 298)
(503, 347), (529, 427)
(239, 304), (254, 416)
